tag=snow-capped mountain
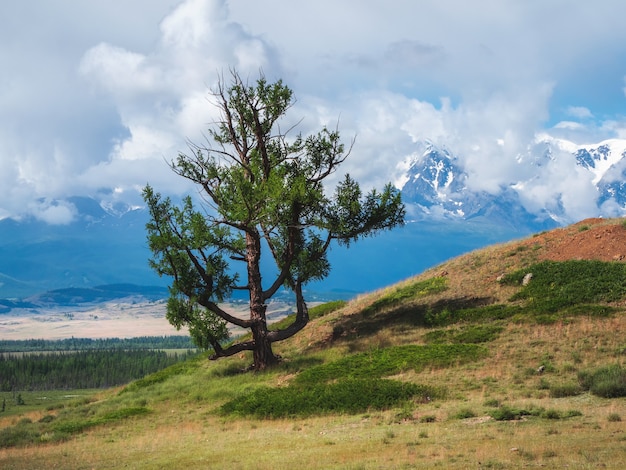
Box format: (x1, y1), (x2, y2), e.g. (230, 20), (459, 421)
(4, 137), (626, 301)
(398, 138), (626, 230)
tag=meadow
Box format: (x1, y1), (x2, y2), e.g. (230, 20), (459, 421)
(1, 219), (626, 469)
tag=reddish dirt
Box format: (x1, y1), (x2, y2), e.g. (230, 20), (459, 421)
(518, 218), (626, 263)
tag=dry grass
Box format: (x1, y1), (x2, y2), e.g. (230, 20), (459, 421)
(2, 218), (626, 469)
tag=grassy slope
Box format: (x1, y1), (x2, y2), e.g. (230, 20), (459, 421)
(1, 219), (626, 469)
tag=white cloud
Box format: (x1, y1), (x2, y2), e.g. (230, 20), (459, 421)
(566, 106), (593, 120)
(2, 0), (626, 224)
(28, 199), (77, 225)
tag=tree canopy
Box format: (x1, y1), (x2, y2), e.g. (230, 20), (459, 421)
(143, 71), (405, 370)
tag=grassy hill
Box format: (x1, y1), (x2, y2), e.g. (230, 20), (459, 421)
(1, 218), (626, 469)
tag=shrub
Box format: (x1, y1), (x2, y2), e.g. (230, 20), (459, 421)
(488, 406), (532, 421)
(220, 379), (435, 418)
(453, 408), (476, 419)
(549, 383), (583, 398)
(607, 413), (622, 422)
(0, 422), (41, 448)
(483, 398), (501, 408)
(295, 344), (487, 385)
(578, 364), (626, 398)
(425, 304), (521, 327)
(504, 260), (626, 314)
(419, 415), (436, 423)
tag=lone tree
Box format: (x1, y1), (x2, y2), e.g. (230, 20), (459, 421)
(143, 71), (404, 370)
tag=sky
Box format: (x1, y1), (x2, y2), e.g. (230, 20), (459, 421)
(1, 0), (626, 224)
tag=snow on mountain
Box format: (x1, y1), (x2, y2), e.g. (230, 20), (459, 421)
(398, 137), (626, 230)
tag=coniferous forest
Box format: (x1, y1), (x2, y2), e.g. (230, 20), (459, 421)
(0, 336), (197, 391)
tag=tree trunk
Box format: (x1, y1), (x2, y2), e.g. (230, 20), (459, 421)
(246, 230), (280, 370)
(251, 320), (280, 371)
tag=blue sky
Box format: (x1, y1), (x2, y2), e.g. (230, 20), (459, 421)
(1, 0), (626, 224)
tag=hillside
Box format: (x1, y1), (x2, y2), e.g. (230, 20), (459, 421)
(1, 218), (625, 469)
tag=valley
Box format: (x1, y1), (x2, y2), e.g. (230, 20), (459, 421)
(0, 300), (296, 341)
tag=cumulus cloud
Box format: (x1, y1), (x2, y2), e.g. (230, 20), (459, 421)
(28, 199), (77, 225)
(78, 0), (282, 197)
(2, 0), (626, 225)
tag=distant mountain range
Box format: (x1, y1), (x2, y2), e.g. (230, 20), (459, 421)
(398, 137), (626, 229)
(1, 137), (625, 303)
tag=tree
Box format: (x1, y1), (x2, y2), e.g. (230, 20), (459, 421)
(143, 71), (405, 370)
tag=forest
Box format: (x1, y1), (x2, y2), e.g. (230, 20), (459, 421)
(0, 336), (198, 392)
(0, 335), (196, 352)
(0, 349), (197, 391)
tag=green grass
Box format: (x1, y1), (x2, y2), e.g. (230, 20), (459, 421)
(220, 379), (435, 418)
(0, 405), (151, 447)
(578, 364), (626, 398)
(424, 260), (626, 327)
(2, 246), (626, 468)
(504, 260), (626, 312)
(295, 344), (487, 385)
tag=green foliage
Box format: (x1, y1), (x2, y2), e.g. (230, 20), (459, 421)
(607, 413), (622, 422)
(143, 71), (405, 368)
(0, 406), (150, 448)
(541, 408), (583, 419)
(295, 344), (487, 385)
(0, 420), (41, 448)
(488, 405), (533, 421)
(220, 379), (432, 418)
(121, 354), (204, 393)
(0, 350), (197, 392)
(0, 336), (196, 353)
(219, 343), (483, 418)
(421, 260), (625, 329)
(453, 407), (477, 419)
(549, 383), (583, 398)
(578, 364), (626, 398)
(309, 300), (347, 320)
(503, 260), (626, 313)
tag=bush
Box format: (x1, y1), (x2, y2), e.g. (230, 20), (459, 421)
(488, 406), (532, 421)
(220, 379), (435, 418)
(549, 383), (583, 398)
(607, 413), (622, 422)
(578, 364), (626, 398)
(453, 408), (476, 419)
(504, 260), (626, 314)
(296, 344), (487, 386)
(0, 422), (42, 448)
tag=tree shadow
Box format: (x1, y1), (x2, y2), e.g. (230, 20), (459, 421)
(329, 296), (497, 342)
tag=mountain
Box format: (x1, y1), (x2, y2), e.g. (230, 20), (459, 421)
(398, 138), (626, 230)
(3, 136), (626, 301)
(0, 197), (164, 300)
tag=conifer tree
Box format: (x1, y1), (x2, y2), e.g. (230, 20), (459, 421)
(144, 71), (404, 370)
